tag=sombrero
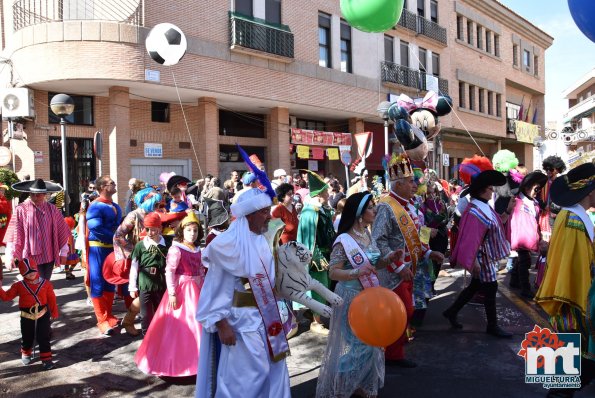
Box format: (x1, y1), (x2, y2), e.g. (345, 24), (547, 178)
(102, 252), (130, 285)
(12, 178), (63, 193)
(166, 175), (191, 193)
(550, 163), (595, 207)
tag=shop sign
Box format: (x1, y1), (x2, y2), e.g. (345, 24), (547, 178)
(145, 69), (160, 82)
(442, 153), (450, 167)
(34, 150), (43, 163)
(144, 143), (163, 158)
(290, 128), (352, 147)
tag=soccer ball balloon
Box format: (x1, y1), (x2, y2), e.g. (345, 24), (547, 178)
(145, 23), (187, 66)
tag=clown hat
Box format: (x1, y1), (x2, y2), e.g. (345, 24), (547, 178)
(459, 155), (505, 196)
(181, 211), (201, 228)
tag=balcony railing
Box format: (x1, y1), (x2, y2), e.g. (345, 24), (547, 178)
(13, 0), (144, 31)
(229, 12), (294, 59)
(397, 9), (447, 45)
(381, 61), (449, 95)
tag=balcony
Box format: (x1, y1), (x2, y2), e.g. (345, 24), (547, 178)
(381, 61), (449, 95)
(562, 94), (595, 124)
(229, 12), (294, 60)
(397, 9), (447, 45)
(13, 0), (144, 31)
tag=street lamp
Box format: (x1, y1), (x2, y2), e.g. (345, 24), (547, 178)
(377, 100), (392, 190)
(50, 94), (74, 215)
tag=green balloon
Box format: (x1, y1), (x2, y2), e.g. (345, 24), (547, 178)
(341, 0), (405, 33)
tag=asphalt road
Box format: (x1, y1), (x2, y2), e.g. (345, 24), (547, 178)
(0, 265), (593, 398)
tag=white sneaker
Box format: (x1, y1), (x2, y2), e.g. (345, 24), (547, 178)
(86, 298), (92, 306)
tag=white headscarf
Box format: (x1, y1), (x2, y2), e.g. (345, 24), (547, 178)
(202, 188), (273, 277)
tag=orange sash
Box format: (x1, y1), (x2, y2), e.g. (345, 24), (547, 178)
(379, 196), (423, 274)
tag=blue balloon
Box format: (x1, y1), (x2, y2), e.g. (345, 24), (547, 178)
(387, 103), (409, 122)
(395, 119), (426, 150)
(568, 0), (595, 43)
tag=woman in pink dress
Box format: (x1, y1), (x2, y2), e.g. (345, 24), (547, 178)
(135, 212), (205, 377)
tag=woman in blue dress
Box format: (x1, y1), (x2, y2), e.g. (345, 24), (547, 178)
(316, 192), (403, 398)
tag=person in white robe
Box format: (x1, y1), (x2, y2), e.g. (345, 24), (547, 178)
(195, 188), (291, 398)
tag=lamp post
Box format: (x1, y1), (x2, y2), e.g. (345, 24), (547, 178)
(50, 94), (74, 215)
(377, 101), (392, 190)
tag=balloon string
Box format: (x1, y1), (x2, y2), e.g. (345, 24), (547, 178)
(403, 30), (486, 157)
(171, 70), (204, 179)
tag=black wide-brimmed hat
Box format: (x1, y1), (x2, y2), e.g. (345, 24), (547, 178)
(469, 170), (506, 193)
(204, 198), (229, 228)
(12, 178), (63, 193)
(166, 175), (191, 193)
(518, 171), (548, 195)
(550, 163), (595, 207)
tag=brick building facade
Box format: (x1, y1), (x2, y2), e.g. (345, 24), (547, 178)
(0, 0), (552, 210)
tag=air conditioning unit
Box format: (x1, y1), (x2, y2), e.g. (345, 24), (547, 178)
(1, 88), (35, 118)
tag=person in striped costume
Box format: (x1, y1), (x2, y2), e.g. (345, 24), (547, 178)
(443, 156), (513, 338)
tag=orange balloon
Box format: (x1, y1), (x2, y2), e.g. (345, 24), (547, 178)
(348, 286), (407, 347)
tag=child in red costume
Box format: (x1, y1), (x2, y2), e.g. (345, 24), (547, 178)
(0, 258), (59, 370)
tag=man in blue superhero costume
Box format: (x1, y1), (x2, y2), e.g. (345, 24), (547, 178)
(86, 176), (122, 336)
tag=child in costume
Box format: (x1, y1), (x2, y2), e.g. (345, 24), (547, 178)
(128, 212), (168, 336)
(135, 212), (206, 376)
(62, 216), (80, 280)
(0, 258), (59, 370)
(167, 187), (189, 213)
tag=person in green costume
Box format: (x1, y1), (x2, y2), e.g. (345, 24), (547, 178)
(297, 170), (335, 335)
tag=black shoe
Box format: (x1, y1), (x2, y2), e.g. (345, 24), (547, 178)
(442, 310), (463, 329)
(520, 289), (534, 299)
(486, 325), (513, 338)
(386, 359), (417, 368)
(42, 361), (55, 371)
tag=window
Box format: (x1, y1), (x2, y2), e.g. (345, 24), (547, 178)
(417, 0), (425, 17)
(513, 44), (518, 66)
(48, 93), (94, 125)
(384, 35), (394, 63)
(234, 0), (252, 16)
(400, 40), (409, 67)
(459, 82), (466, 108)
(219, 110), (265, 138)
(431, 53), (440, 76)
(265, 0), (281, 24)
(467, 20), (473, 45)
(523, 49), (531, 72)
(494, 34), (500, 57)
(456, 16), (463, 40)
(297, 119), (326, 131)
(534, 55), (538, 76)
(506, 102), (520, 132)
(318, 12), (331, 68)
(418, 47), (427, 72)
(485, 30), (491, 53)
(430, 0), (438, 23)
(487, 91), (493, 115)
(340, 20), (352, 73)
(151, 102), (170, 123)
(496, 94), (502, 117)
(476, 25), (482, 50)
(468, 85), (475, 111)
(478, 88), (485, 113)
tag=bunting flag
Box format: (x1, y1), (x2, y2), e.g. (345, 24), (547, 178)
(531, 108), (538, 124)
(524, 100), (532, 122)
(518, 95), (525, 121)
(311, 148), (325, 160)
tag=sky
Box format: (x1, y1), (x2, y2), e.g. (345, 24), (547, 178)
(498, 0), (595, 126)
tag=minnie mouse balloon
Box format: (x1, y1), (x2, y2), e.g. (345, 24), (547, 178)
(568, 0), (595, 43)
(341, 0), (405, 33)
(146, 23), (187, 66)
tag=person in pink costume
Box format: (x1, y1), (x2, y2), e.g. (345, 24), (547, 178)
(134, 211), (206, 377)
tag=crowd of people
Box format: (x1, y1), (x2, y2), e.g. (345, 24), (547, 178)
(0, 148), (593, 398)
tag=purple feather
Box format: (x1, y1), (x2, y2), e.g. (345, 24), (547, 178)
(236, 144), (276, 200)
(509, 169), (523, 184)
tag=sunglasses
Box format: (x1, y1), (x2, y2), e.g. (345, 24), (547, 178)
(88, 186), (95, 190)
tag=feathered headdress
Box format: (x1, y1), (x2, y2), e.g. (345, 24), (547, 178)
(236, 144), (276, 200)
(459, 155), (494, 185)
